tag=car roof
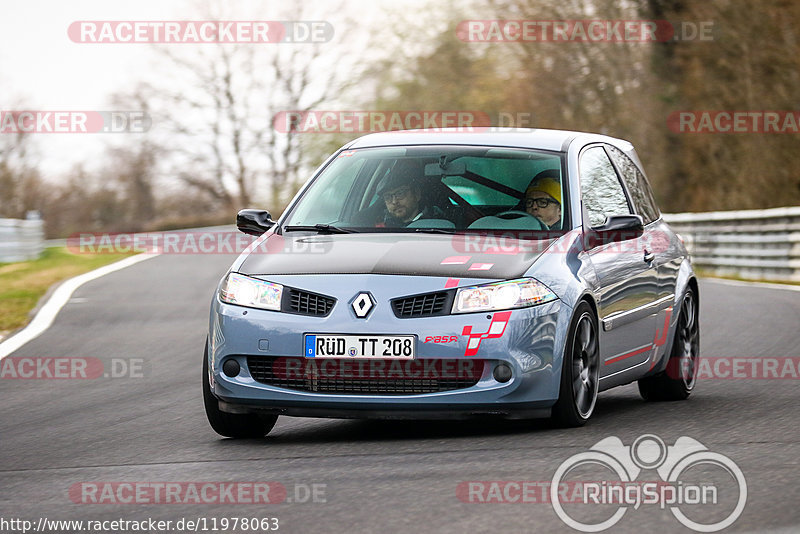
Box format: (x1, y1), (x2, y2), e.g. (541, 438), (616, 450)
(344, 127), (634, 153)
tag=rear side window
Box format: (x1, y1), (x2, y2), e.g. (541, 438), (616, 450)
(579, 146), (631, 228)
(605, 144), (660, 225)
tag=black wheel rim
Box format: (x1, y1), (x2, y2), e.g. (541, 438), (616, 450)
(677, 291), (700, 390)
(572, 312), (599, 418)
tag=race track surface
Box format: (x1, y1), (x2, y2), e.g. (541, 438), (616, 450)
(1, 250), (798, 533)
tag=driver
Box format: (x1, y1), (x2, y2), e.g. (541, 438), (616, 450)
(377, 160), (444, 227)
(524, 177), (562, 230)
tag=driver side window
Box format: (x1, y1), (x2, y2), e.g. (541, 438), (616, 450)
(289, 157), (365, 225)
(579, 147), (631, 228)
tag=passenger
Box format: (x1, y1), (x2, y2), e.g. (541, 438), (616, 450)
(524, 173), (562, 230)
(377, 160), (444, 227)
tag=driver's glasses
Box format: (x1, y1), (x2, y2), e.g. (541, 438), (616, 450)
(526, 197), (558, 209)
(383, 187), (412, 203)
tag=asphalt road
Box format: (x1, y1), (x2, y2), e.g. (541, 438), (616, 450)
(1, 251), (798, 534)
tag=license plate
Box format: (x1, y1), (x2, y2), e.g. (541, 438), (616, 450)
(304, 335), (415, 359)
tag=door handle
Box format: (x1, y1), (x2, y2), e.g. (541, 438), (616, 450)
(643, 250), (655, 263)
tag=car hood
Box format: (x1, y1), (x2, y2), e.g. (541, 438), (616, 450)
(238, 232), (557, 280)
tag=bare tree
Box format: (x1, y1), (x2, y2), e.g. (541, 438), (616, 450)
(0, 110), (46, 219)
(143, 1), (353, 213)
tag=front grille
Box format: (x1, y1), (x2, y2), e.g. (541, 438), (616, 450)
(247, 356), (483, 395)
(391, 291), (453, 318)
(285, 289), (335, 316)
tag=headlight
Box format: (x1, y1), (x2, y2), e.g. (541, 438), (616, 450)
(452, 278), (557, 314)
(219, 272), (283, 311)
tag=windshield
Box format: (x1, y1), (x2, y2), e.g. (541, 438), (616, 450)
(283, 146), (567, 233)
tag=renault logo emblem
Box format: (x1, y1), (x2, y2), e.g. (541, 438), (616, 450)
(351, 292), (375, 318)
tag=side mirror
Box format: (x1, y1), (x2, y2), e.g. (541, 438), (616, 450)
(236, 209), (275, 236)
(595, 214), (644, 233)
(586, 214), (644, 247)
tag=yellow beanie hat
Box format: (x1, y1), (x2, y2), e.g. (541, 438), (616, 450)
(526, 177), (561, 205)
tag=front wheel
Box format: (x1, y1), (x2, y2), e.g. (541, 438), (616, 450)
(638, 287), (700, 401)
(203, 343), (278, 438)
(551, 301), (600, 427)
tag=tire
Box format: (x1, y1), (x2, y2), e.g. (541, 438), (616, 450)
(203, 342), (278, 438)
(552, 301), (600, 427)
(638, 287), (700, 401)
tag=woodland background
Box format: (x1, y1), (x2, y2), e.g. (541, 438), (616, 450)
(1, 0), (798, 237)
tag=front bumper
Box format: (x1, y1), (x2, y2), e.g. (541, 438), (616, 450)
(207, 274), (571, 419)
(217, 399), (553, 420)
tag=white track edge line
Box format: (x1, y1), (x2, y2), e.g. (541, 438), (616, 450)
(0, 253), (160, 360)
(704, 277), (800, 292)
(2, 258), (795, 359)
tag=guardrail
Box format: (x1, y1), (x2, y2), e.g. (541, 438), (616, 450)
(663, 206), (800, 282)
(0, 217), (44, 262)
(2, 209), (800, 281)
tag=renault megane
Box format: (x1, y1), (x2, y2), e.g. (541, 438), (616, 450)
(203, 128), (699, 438)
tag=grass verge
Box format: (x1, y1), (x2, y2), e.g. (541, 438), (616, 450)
(0, 247), (136, 337)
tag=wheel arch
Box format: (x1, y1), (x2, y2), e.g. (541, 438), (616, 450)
(579, 292), (599, 322)
(687, 276), (699, 308)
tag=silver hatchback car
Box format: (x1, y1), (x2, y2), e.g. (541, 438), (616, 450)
(204, 128), (699, 438)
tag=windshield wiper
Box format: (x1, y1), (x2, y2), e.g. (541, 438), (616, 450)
(283, 224), (357, 234)
(412, 227), (456, 234)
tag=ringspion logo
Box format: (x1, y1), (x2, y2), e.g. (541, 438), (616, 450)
(551, 434), (747, 532)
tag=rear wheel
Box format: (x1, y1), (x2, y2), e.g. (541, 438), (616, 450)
(203, 343), (278, 438)
(552, 301), (599, 427)
(638, 288), (699, 401)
